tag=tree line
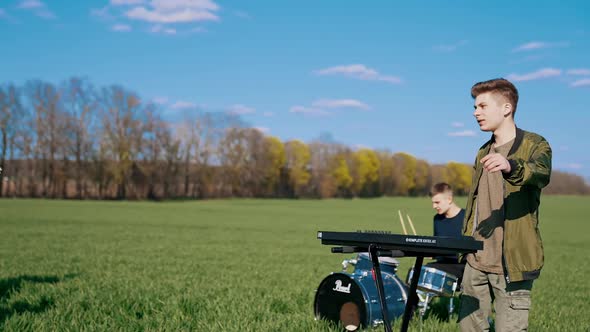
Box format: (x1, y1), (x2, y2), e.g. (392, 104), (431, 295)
(1, 78), (588, 200)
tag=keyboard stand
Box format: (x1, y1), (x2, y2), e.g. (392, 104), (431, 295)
(368, 244), (393, 332)
(368, 245), (423, 332)
(402, 256), (423, 332)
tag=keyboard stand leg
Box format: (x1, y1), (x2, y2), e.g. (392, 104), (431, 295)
(369, 244), (392, 332)
(401, 256), (424, 332)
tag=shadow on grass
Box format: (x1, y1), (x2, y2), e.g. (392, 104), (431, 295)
(0, 274), (78, 324)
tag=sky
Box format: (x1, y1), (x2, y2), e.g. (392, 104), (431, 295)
(1, 0), (589, 180)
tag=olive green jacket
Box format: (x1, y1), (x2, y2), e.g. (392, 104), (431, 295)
(463, 127), (552, 283)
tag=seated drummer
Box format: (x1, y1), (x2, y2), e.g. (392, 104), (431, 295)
(425, 182), (466, 281)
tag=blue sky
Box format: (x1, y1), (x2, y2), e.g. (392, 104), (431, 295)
(1, 1), (589, 179)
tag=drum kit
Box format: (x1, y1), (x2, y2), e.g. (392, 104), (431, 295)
(314, 252), (460, 331)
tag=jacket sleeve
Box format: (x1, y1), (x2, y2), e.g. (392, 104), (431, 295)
(504, 139), (552, 188)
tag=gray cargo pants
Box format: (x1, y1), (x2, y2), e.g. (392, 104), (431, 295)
(458, 263), (534, 331)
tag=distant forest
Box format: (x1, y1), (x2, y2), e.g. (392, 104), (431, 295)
(1, 78), (588, 200)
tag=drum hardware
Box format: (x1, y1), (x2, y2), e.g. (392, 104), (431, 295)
(406, 266), (460, 318)
(341, 258), (358, 272)
(416, 291), (435, 319)
(317, 230), (482, 332)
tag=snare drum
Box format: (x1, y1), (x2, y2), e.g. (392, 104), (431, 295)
(406, 266), (458, 297)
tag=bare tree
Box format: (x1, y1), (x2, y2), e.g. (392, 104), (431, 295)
(25, 80), (66, 197)
(159, 121), (181, 198)
(193, 112), (242, 198)
(218, 127), (250, 196)
(138, 104), (162, 199)
(60, 77), (98, 199)
(0, 84), (25, 196)
(99, 85), (144, 199)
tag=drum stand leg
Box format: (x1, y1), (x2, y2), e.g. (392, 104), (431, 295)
(448, 281), (458, 316)
(368, 244), (393, 332)
(418, 292), (433, 320)
(401, 256), (424, 332)
(449, 296), (455, 316)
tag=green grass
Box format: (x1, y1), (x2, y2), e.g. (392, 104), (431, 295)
(0, 196), (588, 331)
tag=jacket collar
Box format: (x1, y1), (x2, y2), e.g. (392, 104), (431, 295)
(508, 127), (524, 157)
(487, 126), (524, 157)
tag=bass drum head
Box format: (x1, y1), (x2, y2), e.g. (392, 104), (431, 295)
(314, 273), (366, 331)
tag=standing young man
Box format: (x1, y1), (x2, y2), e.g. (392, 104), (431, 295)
(458, 78), (552, 331)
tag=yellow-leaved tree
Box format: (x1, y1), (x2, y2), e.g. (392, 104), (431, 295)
(393, 152), (417, 196)
(263, 136), (286, 195)
(285, 139), (311, 197)
(331, 153), (353, 196)
(352, 148), (380, 197)
(444, 161), (472, 195)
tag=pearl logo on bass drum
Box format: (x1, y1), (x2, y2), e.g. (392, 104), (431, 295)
(333, 279), (351, 293)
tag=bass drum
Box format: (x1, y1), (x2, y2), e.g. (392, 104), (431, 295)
(314, 272), (408, 331)
(354, 253), (400, 276)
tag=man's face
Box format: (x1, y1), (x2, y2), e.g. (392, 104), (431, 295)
(473, 92), (510, 132)
(431, 192), (452, 215)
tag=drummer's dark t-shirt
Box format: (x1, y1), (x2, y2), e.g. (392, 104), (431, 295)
(433, 209), (465, 262)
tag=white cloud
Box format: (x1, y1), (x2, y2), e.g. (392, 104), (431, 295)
(96, 0), (220, 34)
(567, 68), (590, 76)
(18, 0), (43, 9)
(433, 40), (468, 52)
(289, 106), (330, 116)
(91, 6), (112, 19)
(512, 41), (569, 52)
(228, 104), (255, 115)
(112, 23), (131, 32)
(150, 24), (177, 34)
(126, 7), (218, 23)
(571, 79), (590, 87)
(452, 122), (464, 128)
(291, 98), (369, 117)
(448, 130), (477, 137)
(312, 99), (370, 110)
(151, 0), (219, 11)
(171, 101), (197, 109)
(125, 0), (220, 24)
(506, 68), (561, 82)
(315, 64), (402, 84)
(111, 0), (145, 5)
(35, 9), (55, 19)
(163, 27), (176, 34)
(17, 0), (56, 19)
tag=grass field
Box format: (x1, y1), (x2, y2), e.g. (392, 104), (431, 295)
(0, 196), (588, 331)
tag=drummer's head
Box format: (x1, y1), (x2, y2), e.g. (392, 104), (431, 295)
(430, 182), (455, 215)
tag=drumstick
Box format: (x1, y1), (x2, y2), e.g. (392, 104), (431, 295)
(406, 214), (417, 235)
(397, 210), (408, 235)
